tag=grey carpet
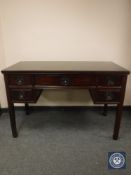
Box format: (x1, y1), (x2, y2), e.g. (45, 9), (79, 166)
(0, 108), (131, 175)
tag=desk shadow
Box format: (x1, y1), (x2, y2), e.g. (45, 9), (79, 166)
(17, 110), (100, 132)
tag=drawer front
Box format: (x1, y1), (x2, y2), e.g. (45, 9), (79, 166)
(10, 89), (43, 103)
(10, 89), (33, 102)
(96, 75), (122, 87)
(90, 89), (121, 103)
(35, 74), (96, 87)
(8, 74), (32, 87)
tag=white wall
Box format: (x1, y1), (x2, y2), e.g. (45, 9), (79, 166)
(0, 18), (7, 107)
(0, 0), (131, 107)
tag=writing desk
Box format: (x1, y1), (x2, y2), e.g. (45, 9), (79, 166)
(2, 61), (130, 139)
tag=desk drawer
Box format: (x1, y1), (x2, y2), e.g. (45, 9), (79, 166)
(10, 89), (41, 102)
(96, 75), (122, 87)
(90, 89), (121, 104)
(35, 74), (96, 87)
(8, 74), (32, 87)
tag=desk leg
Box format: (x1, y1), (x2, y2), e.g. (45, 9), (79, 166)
(113, 104), (123, 140)
(25, 103), (30, 115)
(113, 76), (127, 140)
(8, 103), (18, 138)
(103, 104), (108, 116)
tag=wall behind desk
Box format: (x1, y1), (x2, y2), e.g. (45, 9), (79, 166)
(0, 19), (7, 107)
(0, 0), (131, 107)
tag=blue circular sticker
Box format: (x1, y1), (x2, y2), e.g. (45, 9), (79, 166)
(109, 153), (125, 169)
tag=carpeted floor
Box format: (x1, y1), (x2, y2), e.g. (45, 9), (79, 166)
(0, 108), (131, 175)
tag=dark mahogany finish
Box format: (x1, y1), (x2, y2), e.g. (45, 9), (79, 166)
(1, 61), (130, 139)
(34, 74), (97, 87)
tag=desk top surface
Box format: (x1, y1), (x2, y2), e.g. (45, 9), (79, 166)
(2, 61), (130, 74)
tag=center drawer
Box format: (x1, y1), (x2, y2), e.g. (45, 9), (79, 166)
(34, 74), (97, 87)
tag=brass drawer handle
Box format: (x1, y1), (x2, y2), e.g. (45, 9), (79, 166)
(19, 92), (24, 100)
(107, 80), (114, 86)
(61, 77), (70, 86)
(107, 77), (114, 86)
(16, 78), (24, 85)
(106, 91), (113, 101)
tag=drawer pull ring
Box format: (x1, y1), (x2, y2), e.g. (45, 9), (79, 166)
(19, 93), (24, 100)
(61, 77), (70, 86)
(107, 77), (114, 86)
(16, 79), (23, 85)
(106, 91), (113, 101)
(108, 80), (114, 86)
(63, 79), (69, 86)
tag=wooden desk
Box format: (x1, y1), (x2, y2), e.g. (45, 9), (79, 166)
(1, 61), (130, 139)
